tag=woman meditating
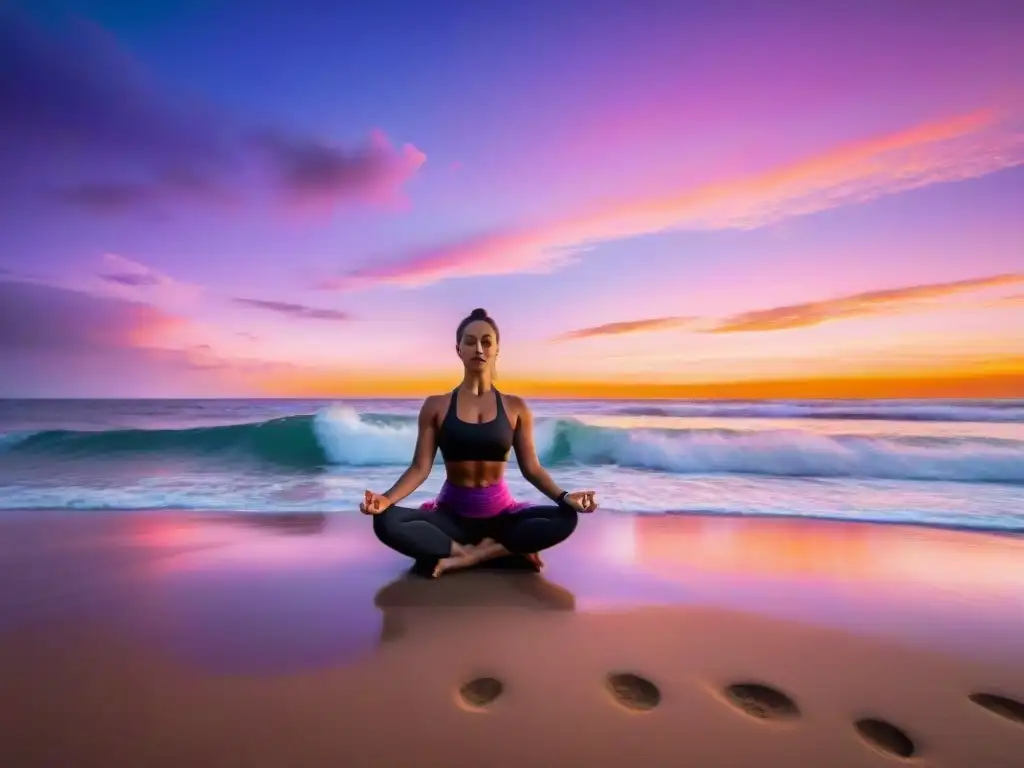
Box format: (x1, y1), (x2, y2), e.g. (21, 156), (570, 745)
(361, 307), (598, 578)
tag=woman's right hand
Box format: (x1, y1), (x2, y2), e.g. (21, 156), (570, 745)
(360, 490), (392, 515)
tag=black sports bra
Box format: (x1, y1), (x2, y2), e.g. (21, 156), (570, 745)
(436, 388), (515, 463)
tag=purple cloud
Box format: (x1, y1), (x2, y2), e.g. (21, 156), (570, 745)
(0, 277), (294, 396)
(252, 130), (426, 213)
(50, 169), (236, 214)
(0, 278), (180, 353)
(100, 271), (163, 288)
(94, 254), (203, 306)
(0, 10), (425, 218)
(232, 297), (353, 321)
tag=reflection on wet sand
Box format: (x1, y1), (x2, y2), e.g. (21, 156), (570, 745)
(375, 570), (576, 612)
(221, 512), (329, 535)
(375, 570), (576, 644)
(628, 513), (1024, 592)
(128, 514), (379, 576)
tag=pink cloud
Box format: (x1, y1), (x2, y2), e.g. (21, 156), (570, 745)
(323, 108), (1024, 290)
(553, 316), (698, 341)
(319, 229), (576, 290)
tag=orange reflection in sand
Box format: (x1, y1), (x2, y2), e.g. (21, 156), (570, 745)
(629, 515), (1024, 593)
(124, 515), (379, 574)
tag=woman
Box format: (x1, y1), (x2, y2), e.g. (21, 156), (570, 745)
(361, 307), (598, 578)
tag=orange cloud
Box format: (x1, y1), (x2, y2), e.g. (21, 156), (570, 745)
(707, 272), (1024, 333)
(547, 273), (1024, 342)
(325, 108), (1024, 290)
(552, 315), (697, 341)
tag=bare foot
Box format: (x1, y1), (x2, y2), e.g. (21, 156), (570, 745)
(432, 538), (512, 578)
(524, 552), (545, 570)
(432, 551), (483, 578)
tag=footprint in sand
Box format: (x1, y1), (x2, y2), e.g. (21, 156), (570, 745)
(968, 692), (1024, 725)
(458, 677), (504, 710)
(606, 672), (662, 712)
(723, 683), (800, 721)
(854, 718), (916, 759)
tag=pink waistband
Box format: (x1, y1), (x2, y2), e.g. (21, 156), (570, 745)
(419, 480), (531, 519)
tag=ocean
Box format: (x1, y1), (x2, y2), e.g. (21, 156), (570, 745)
(0, 398), (1022, 531)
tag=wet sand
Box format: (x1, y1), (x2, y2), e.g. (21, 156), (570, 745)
(1, 510), (1023, 767)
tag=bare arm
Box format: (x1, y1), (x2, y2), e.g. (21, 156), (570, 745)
(382, 397), (439, 504)
(511, 397), (566, 502)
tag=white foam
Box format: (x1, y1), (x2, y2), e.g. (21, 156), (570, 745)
(312, 405), (417, 466)
(553, 422), (1024, 483)
(612, 401), (1024, 423)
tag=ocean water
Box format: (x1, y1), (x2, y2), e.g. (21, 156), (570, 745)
(0, 398), (1022, 531)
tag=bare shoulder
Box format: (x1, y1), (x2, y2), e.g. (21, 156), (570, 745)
(419, 393), (447, 423)
(502, 392), (529, 410)
(501, 393), (532, 425)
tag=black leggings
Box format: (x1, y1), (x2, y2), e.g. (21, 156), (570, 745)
(373, 503), (578, 560)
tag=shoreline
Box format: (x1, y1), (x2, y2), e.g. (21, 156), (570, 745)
(2, 505), (1023, 538)
(2, 509), (1023, 766)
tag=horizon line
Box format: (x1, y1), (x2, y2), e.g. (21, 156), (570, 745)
(4, 371), (1022, 401)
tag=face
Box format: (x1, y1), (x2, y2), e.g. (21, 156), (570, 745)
(457, 320), (498, 371)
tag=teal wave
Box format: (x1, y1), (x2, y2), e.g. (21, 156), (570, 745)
(6, 416), (328, 468)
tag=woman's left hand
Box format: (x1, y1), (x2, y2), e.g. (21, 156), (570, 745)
(564, 490), (598, 513)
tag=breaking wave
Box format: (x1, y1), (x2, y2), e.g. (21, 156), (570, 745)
(2, 405), (1022, 485)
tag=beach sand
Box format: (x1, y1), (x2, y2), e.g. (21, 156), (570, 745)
(1, 510), (1023, 767)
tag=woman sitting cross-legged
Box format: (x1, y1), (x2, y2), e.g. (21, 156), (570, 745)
(360, 307), (598, 578)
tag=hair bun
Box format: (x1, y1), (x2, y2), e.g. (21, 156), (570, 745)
(469, 308), (489, 320)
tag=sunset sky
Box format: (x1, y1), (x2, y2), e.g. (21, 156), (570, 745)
(2, 0), (1022, 398)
